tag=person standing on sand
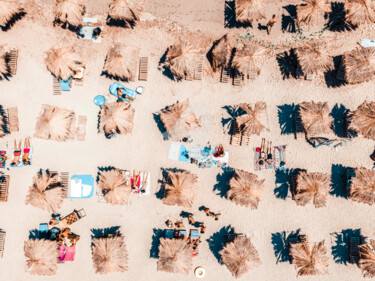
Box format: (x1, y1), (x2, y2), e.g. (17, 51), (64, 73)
(266, 15), (277, 35)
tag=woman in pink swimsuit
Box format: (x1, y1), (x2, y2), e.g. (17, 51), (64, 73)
(10, 139), (21, 167)
(22, 137), (31, 165)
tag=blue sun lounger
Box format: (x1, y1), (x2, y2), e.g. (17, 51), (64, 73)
(109, 82), (137, 102)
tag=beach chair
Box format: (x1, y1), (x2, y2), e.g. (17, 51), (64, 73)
(73, 64), (85, 86)
(7, 49), (18, 76)
(305, 72), (314, 81)
(67, 113), (76, 140)
(294, 112), (305, 140)
(336, 58), (345, 81)
(349, 236), (361, 264)
(60, 172), (70, 198)
(230, 122), (241, 146)
(138, 57), (148, 81)
(174, 229), (187, 240)
(241, 133), (250, 146)
(39, 223), (48, 233)
(53, 76), (61, 95)
(185, 71), (193, 81)
(165, 229), (174, 239)
(232, 69), (242, 86)
(6, 107), (19, 133)
(49, 171), (58, 185)
(227, 233), (244, 243)
(247, 70), (257, 80)
(220, 67), (230, 83)
(189, 229), (200, 243)
(0, 175), (9, 202)
(75, 116), (87, 141)
(0, 230), (5, 258)
(194, 59), (203, 80)
(63, 245), (76, 262)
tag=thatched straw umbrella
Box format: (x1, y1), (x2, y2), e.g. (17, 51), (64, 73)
(228, 169), (265, 209)
(54, 0), (86, 27)
(102, 44), (139, 81)
(290, 240), (329, 276)
(163, 40), (202, 80)
(295, 41), (333, 75)
(25, 170), (65, 212)
(235, 0), (265, 23)
(99, 102), (134, 137)
(157, 238), (193, 274)
(0, 47), (7, 78)
(97, 169), (131, 205)
(92, 236), (128, 274)
(34, 104), (75, 142)
(232, 42), (264, 76)
(349, 167), (375, 205)
(220, 236), (261, 279)
(45, 46), (82, 81)
(345, 0), (375, 26)
(0, 0), (24, 27)
(349, 101), (375, 140)
(163, 170), (199, 208)
(297, 0), (330, 26)
(235, 102), (268, 137)
(24, 239), (59, 275)
(343, 47), (375, 84)
(159, 99), (201, 140)
(359, 240), (375, 278)
(107, 0), (141, 26)
(210, 34), (234, 72)
(299, 101), (333, 137)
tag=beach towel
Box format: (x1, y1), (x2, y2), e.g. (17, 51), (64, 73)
(212, 151), (229, 168)
(59, 244), (66, 262)
(70, 175), (94, 199)
(254, 145), (286, 171)
(63, 245), (76, 262)
(361, 39), (375, 48)
(12, 146), (33, 168)
(79, 18), (103, 43)
(168, 142), (181, 161)
(0, 151), (6, 168)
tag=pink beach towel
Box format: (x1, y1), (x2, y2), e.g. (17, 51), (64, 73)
(63, 245), (76, 262)
(59, 244), (66, 262)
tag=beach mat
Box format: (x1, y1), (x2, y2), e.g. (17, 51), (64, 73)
(254, 145), (286, 171)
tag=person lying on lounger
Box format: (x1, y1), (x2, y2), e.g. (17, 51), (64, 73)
(10, 139), (22, 167)
(22, 137), (31, 165)
(258, 138), (266, 166)
(117, 88), (135, 102)
(266, 141), (273, 165)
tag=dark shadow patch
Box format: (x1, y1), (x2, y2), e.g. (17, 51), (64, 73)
(276, 49), (301, 79)
(330, 104), (350, 137)
(1, 10), (26, 31)
(325, 55), (347, 88)
(327, 2), (354, 32)
(207, 225), (235, 263)
(101, 71), (130, 82)
(222, 105), (245, 134)
(282, 5), (297, 33)
(156, 168), (185, 200)
(150, 228), (164, 258)
(29, 229), (50, 240)
(158, 47), (176, 81)
(331, 229), (365, 264)
(106, 15), (137, 28)
(153, 113), (168, 140)
(213, 167), (234, 198)
(275, 168), (303, 199)
(224, 0), (253, 28)
(0, 105), (10, 135)
(277, 104), (299, 135)
(53, 19), (81, 33)
(345, 111), (358, 139)
(258, 23), (268, 31)
(272, 228), (300, 263)
(91, 226), (121, 239)
(330, 164), (351, 198)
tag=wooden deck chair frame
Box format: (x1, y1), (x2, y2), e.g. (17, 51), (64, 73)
(0, 230), (5, 258)
(75, 116), (87, 141)
(0, 175), (10, 202)
(6, 107), (19, 133)
(138, 57), (148, 81)
(220, 67), (230, 83)
(7, 49), (18, 76)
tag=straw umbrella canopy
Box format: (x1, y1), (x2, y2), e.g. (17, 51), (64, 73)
(45, 46), (82, 81)
(210, 34), (234, 72)
(102, 44), (139, 81)
(349, 167), (375, 205)
(343, 47), (375, 84)
(99, 102), (134, 136)
(107, 0), (141, 25)
(97, 169), (131, 205)
(157, 238), (193, 274)
(0, 0), (23, 26)
(299, 101), (333, 137)
(25, 170), (65, 212)
(289, 240), (329, 276)
(295, 41), (333, 75)
(0, 47), (7, 78)
(235, 0), (265, 23)
(345, 0), (375, 26)
(220, 236), (261, 279)
(359, 240), (375, 278)
(294, 171), (330, 208)
(34, 104), (75, 142)
(54, 0), (86, 27)
(163, 170), (199, 208)
(349, 101), (375, 140)
(24, 239), (59, 275)
(228, 169), (265, 209)
(232, 42), (264, 76)
(297, 0), (330, 26)
(92, 236), (128, 274)
(235, 102), (268, 137)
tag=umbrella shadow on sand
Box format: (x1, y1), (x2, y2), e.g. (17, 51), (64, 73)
(276, 49), (301, 80)
(96, 166), (117, 183)
(152, 113), (168, 140)
(271, 228), (301, 263)
(207, 225), (235, 264)
(213, 167), (234, 198)
(331, 229), (366, 264)
(156, 168), (185, 200)
(330, 104), (350, 137)
(91, 226), (121, 239)
(1, 10), (26, 32)
(330, 164), (351, 198)
(224, 0), (253, 28)
(326, 2), (355, 32)
(150, 228), (164, 258)
(324, 55), (347, 88)
(277, 104), (299, 135)
(274, 168), (303, 199)
(281, 4), (297, 33)
(29, 229), (50, 240)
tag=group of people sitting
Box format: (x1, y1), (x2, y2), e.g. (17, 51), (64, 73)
(1, 138), (31, 167)
(48, 215), (80, 247)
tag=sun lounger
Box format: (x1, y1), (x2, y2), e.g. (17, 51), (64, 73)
(75, 116), (87, 141)
(165, 229), (174, 239)
(230, 122), (241, 146)
(194, 59), (203, 80)
(6, 107), (19, 133)
(0, 230), (6, 258)
(174, 229), (187, 240)
(247, 70), (257, 80)
(185, 71), (193, 81)
(67, 113), (76, 140)
(189, 229), (200, 243)
(349, 236), (361, 264)
(0, 175), (9, 202)
(220, 67), (230, 83)
(53, 77), (61, 95)
(39, 223), (48, 233)
(138, 57), (148, 81)
(305, 72), (314, 81)
(7, 49), (18, 76)
(227, 233), (244, 243)
(294, 112), (305, 139)
(232, 69), (242, 86)
(60, 172), (70, 198)
(241, 134), (250, 146)
(63, 245), (76, 262)
(346, 168), (355, 195)
(291, 173), (299, 198)
(73, 66), (85, 86)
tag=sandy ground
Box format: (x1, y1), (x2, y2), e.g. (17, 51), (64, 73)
(1, 0), (375, 280)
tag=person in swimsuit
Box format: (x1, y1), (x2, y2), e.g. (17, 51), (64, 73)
(117, 88), (135, 103)
(214, 144), (225, 158)
(204, 207), (211, 216)
(165, 220), (173, 228)
(10, 139), (21, 167)
(200, 222), (206, 234)
(188, 214), (195, 225)
(258, 138), (266, 166)
(266, 15), (277, 35)
(22, 137), (31, 165)
(266, 141), (273, 165)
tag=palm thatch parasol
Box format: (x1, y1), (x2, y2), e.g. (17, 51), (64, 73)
(299, 101), (333, 137)
(54, 0), (86, 27)
(359, 240), (375, 278)
(220, 236), (261, 279)
(345, 0), (375, 26)
(107, 0), (141, 25)
(97, 169), (131, 205)
(235, 102), (268, 137)
(228, 169), (265, 209)
(232, 42), (264, 76)
(159, 99), (201, 140)
(343, 47), (375, 84)
(293, 171), (330, 208)
(99, 102), (134, 137)
(349, 101), (375, 140)
(349, 167), (375, 205)
(0, 0), (24, 26)
(209, 34), (234, 72)
(163, 170), (199, 208)
(295, 41), (333, 74)
(25, 170), (65, 212)
(45, 46), (82, 81)
(297, 0), (330, 26)
(34, 104), (75, 142)
(24, 239), (59, 275)
(102, 44), (139, 81)
(235, 0), (265, 23)
(157, 238), (193, 274)
(92, 236), (128, 274)
(0, 46), (8, 78)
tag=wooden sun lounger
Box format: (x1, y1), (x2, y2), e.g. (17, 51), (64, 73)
(241, 134), (250, 146)
(337, 58), (345, 81)
(60, 172), (70, 199)
(247, 70), (257, 80)
(6, 107), (19, 133)
(230, 122), (241, 146)
(305, 72), (314, 81)
(227, 233), (244, 243)
(0, 230), (5, 258)
(138, 57), (148, 81)
(349, 236), (361, 264)
(220, 67), (230, 83)
(233, 70), (242, 86)
(294, 113), (305, 140)
(59, 209), (86, 228)
(53, 77), (61, 95)
(194, 60), (203, 80)
(8, 49), (18, 76)
(185, 71), (193, 81)
(67, 113), (76, 140)
(0, 175), (9, 202)
(75, 116), (87, 141)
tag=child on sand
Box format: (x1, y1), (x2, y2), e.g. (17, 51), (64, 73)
(10, 139), (21, 167)
(266, 15), (277, 34)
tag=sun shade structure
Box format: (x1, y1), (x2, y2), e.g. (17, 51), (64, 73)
(99, 102), (134, 137)
(297, 0), (330, 26)
(0, 0), (24, 27)
(349, 167), (375, 205)
(45, 46), (82, 81)
(296, 41), (333, 75)
(232, 42), (264, 76)
(235, 0), (265, 23)
(209, 34), (234, 72)
(163, 170), (199, 208)
(103, 44), (139, 81)
(293, 171), (330, 208)
(92, 236), (128, 274)
(299, 101), (333, 137)
(0, 47), (8, 78)
(25, 170), (65, 212)
(34, 104), (75, 142)
(345, 0), (375, 26)
(157, 238), (193, 274)
(159, 99), (201, 140)
(228, 169), (265, 209)
(220, 236), (261, 279)
(54, 0), (86, 27)
(235, 102), (268, 137)
(24, 239), (59, 276)
(349, 101), (375, 140)
(107, 0), (141, 26)
(359, 240), (375, 278)
(289, 240), (329, 276)
(97, 169), (131, 205)
(343, 47), (375, 84)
